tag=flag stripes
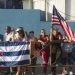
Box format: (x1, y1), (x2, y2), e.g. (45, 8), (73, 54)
(52, 6), (75, 41)
(0, 41), (30, 66)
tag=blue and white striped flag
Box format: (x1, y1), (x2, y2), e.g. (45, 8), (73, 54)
(0, 41), (30, 66)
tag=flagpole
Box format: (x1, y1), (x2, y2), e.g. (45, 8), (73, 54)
(49, 39), (51, 66)
(49, 22), (53, 66)
(49, 6), (54, 66)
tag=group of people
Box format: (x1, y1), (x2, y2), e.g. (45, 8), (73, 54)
(0, 26), (74, 75)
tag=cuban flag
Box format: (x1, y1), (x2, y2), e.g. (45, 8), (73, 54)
(52, 5), (75, 41)
(0, 41), (30, 66)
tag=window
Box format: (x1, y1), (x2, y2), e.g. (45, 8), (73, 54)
(0, 0), (23, 9)
(13, 0), (23, 9)
(0, 0), (5, 8)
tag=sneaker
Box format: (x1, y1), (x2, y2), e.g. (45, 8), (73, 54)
(51, 72), (56, 75)
(43, 73), (47, 75)
(69, 71), (73, 75)
(62, 70), (68, 75)
(32, 72), (35, 75)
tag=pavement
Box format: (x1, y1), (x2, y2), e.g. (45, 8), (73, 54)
(0, 56), (75, 75)
(0, 65), (75, 75)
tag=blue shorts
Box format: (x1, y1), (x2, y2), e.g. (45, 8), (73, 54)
(62, 43), (73, 52)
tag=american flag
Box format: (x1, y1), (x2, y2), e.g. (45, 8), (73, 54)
(52, 5), (75, 41)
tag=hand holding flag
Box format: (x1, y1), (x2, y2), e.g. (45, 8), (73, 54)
(52, 5), (75, 41)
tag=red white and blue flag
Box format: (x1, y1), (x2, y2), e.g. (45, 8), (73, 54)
(52, 5), (75, 41)
(0, 42), (30, 66)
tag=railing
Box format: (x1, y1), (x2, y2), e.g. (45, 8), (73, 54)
(0, 41), (75, 75)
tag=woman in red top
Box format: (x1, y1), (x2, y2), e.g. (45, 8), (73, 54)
(38, 29), (50, 75)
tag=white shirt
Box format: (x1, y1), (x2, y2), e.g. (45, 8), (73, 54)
(4, 32), (12, 41)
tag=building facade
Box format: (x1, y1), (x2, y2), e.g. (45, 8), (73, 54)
(22, 0), (75, 21)
(0, 0), (75, 21)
